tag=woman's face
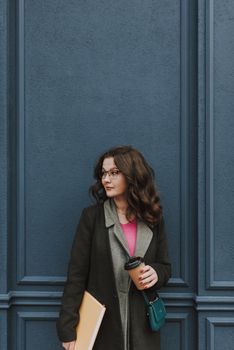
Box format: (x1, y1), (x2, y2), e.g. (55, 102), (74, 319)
(101, 157), (127, 199)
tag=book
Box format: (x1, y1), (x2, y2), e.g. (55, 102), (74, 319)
(74, 291), (106, 350)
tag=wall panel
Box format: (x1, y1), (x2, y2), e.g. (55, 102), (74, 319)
(5, 0), (197, 349)
(16, 312), (60, 350)
(198, 313), (234, 350)
(13, 0), (196, 293)
(1, 0), (234, 349)
(205, 0), (234, 291)
(207, 317), (234, 350)
(161, 311), (195, 350)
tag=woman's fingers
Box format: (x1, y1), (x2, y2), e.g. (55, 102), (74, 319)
(70, 342), (76, 350)
(139, 265), (154, 279)
(62, 341), (76, 350)
(139, 265), (158, 288)
(144, 277), (157, 288)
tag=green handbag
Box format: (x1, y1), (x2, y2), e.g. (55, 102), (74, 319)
(142, 291), (166, 331)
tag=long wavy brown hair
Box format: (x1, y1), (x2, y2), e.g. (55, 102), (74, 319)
(89, 145), (163, 227)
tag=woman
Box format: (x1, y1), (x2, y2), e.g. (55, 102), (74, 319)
(57, 145), (171, 350)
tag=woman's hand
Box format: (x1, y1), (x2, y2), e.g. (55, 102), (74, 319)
(139, 265), (158, 289)
(62, 341), (76, 350)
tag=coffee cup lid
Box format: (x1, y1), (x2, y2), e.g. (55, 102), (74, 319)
(124, 256), (144, 270)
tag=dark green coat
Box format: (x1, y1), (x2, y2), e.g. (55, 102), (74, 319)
(56, 202), (171, 350)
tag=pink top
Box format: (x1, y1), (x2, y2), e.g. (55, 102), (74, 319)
(120, 221), (137, 256)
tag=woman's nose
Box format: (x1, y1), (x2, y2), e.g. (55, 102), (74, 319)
(103, 174), (111, 182)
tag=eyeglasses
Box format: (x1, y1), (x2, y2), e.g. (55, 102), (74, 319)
(101, 169), (121, 180)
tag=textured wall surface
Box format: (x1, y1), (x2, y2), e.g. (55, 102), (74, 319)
(197, 0), (234, 348)
(0, 0), (233, 349)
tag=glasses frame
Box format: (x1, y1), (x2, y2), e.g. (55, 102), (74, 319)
(101, 168), (121, 180)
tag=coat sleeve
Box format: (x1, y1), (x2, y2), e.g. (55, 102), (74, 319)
(56, 207), (95, 342)
(148, 215), (171, 291)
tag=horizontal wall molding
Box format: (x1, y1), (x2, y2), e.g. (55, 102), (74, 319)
(17, 311), (59, 319)
(163, 293), (195, 308)
(18, 276), (66, 285)
(18, 276), (187, 287)
(1, 292), (234, 311)
(207, 281), (234, 290)
(0, 291), (62, 309)
(195, 296), (234, 311)
(168, 278), (190, 288)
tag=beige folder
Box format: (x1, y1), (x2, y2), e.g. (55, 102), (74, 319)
(74, 291), (106, 350)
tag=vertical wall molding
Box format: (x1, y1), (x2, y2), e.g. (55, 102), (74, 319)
(0, 310), (8, 350)
(205, 0), (215, 290)
(178, 0), (192, 289)
(0, 0), (8, 294)
(0, 0), (9, 348)
(168, 0), (192, 288)
(16, 0), (26, 285)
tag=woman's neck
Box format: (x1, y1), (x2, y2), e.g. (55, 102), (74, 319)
(113, 197), (135, 224)
(113, 197), (128, 215)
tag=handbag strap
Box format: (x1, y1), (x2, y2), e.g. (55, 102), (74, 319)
(141, 290), (160, 305)
(141, 291), (150, 305)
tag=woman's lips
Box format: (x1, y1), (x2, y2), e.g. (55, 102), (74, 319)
(105, 187), (114, 190)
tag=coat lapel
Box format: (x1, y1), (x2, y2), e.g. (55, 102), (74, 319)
(134, 220), (153, 257)
(104, 199), (130, 255)
(104, 199), (153, 258)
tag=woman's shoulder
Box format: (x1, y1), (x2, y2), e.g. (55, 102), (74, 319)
(81, 202), (104, 218)
(78, 202), (105, 228)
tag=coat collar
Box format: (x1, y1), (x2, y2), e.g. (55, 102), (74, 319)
(103, 199), (153, 258)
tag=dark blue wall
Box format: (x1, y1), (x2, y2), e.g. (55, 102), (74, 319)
(0, 0), (234, 349)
